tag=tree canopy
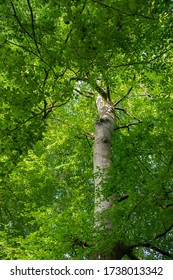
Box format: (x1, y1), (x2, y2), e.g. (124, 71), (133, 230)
(0, 0), (173, 260)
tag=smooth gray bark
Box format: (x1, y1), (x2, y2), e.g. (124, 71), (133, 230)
(94, 94), (115, 229)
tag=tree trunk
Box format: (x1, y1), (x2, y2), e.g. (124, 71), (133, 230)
(93, 94), (139, 260)
(93, 94), (115, 259)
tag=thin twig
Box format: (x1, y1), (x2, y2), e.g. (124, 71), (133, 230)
(140, 85), (153, 98)
(114, 121), (143, 131)
(114, 86), (133, 107)
(74, 88), (93, 98)
(10, 112), (43, 132)
(91, 0), (155, 20)
(115, 107), (141, 121)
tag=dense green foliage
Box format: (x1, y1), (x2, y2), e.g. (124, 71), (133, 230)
(0, 0), (173, 259)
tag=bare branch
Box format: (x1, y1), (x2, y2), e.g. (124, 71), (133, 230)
(114, 120), (143, 131)
(115, 107), (141, 122)
(74, 88), (93, 99)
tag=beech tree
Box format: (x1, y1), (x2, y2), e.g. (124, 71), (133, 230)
(0, 0), (173, 259)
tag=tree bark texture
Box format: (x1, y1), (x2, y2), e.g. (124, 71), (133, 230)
(93, 95), (139, 260)
(94, 94), (115, 259)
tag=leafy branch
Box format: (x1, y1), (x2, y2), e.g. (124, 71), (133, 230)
(8, 98), (71, 133)
(10, 1), (33, 39)
(130, 223), (173, 259)
(110, 45), (173, 69)
(26, 0), (41, 55)
(91, 0), (156, 20)
(143, 245), (172, 259)
(155, 223), (173, 240)
(6, 40), (57, 77)
(42, 98), (71, 119)
(10, 0), (41, 55)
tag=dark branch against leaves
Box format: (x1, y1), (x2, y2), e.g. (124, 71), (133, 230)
(6, 40), (57, 77)
(114, 120), (143, 131)
(91, 0), (155, 20)
(26, 0), (41, 55)
(130, 223), (173, 259)
(10, 1), (33, 39)
(114, 86), (133, 107)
